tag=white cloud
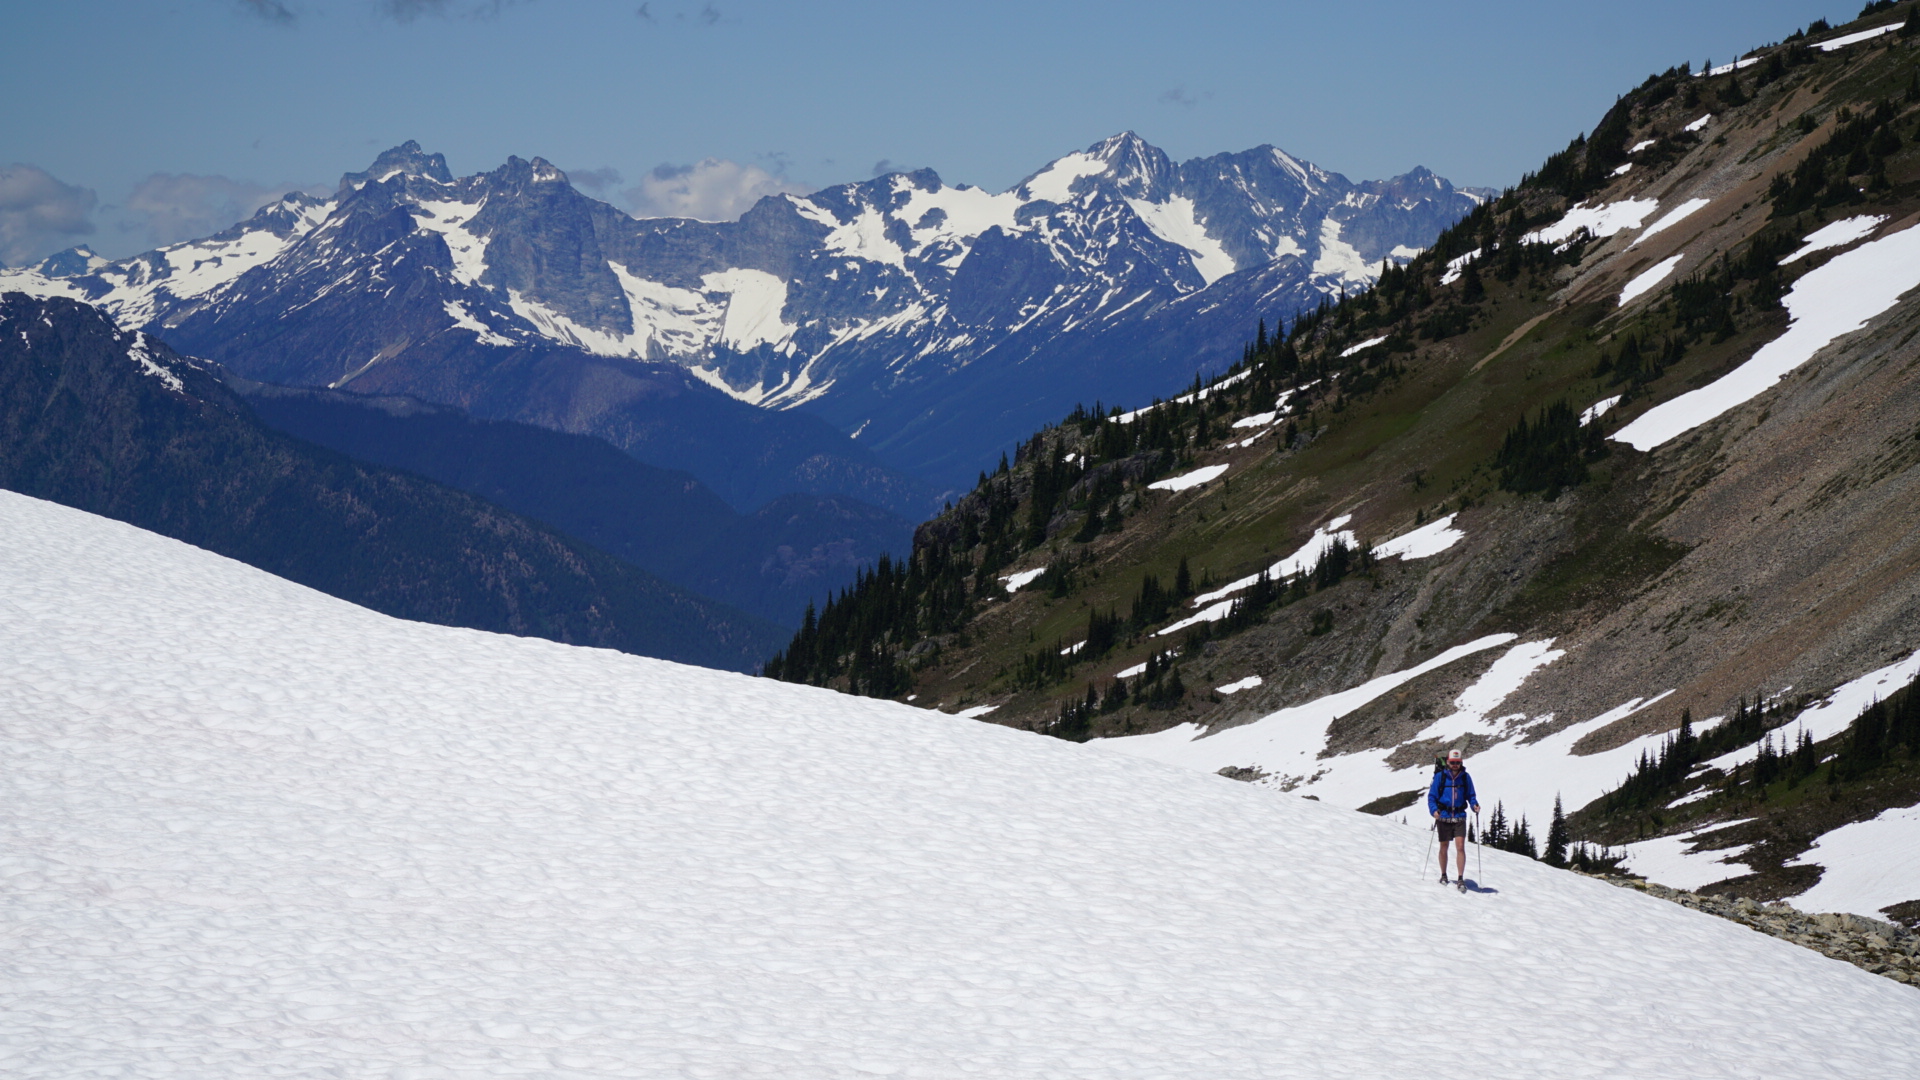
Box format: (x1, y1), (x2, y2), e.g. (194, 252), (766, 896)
(0, 163), (98, 268)
(122, 173), (327, 248)
(623, 158), (808, 222)
(567, 166), (623, 195)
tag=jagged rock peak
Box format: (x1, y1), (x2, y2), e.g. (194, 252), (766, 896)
(490, 156), (571, 187)
(1083, 131), (1174, 199)
(339, 140), (455, 192)
(33, 244), (108, 278)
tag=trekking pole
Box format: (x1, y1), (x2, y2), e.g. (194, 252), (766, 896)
(1421, 817), (1435, 880)
(1474, 809), (1483, 886)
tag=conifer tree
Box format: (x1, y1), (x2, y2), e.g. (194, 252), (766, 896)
(1544, 795), (1570, 868)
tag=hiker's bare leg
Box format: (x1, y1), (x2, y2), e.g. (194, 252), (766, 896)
(1452, 836), (1468, 880)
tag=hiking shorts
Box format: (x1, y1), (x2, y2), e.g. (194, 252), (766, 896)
(1436, 817), (1467, 842)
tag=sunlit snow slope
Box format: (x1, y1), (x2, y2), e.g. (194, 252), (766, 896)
(3, 488), (1917, 1078)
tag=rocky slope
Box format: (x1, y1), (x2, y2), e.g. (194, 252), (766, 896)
(760, 7), (1920, 922)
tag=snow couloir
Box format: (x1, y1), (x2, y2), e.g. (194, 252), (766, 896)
(2, 488), (1917, 1077)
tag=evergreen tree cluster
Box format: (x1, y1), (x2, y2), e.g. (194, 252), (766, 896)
(1495, 401), (1606, 498)
(1768, 99), (1906, 216)
(1749, 726), (1822, 791)
(1047, 652), (1195, 741)
(1592, 683), (1915, 817)
(1744, 37), (1819, 91)
(1828, 679), (1920, 781)
(1478, 802), (1539, 859)
(1019, 539), (1372, 699)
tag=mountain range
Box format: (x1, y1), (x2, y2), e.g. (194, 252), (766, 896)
(5, 134), (1485, 489)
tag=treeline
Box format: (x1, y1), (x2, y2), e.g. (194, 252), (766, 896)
(1015, 539), (1372, 701)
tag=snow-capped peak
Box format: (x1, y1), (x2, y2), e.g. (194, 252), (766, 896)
(338, 140), (455, 192)
(1083, 131), (1176, 200)
(27, 133), (1483, 478)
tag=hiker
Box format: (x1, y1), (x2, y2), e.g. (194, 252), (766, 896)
(1429, 748), (1479, 885)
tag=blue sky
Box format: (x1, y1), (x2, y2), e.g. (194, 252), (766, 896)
(0, 0), (1865, 263)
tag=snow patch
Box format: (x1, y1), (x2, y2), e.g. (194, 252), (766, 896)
(1127, 195), (1236, 285)
(703, 267), (797, 351)
(1371, 514), (1464, 561)
(1780, 215), (1886, 265)
(1786, 803), (1920, 917)
(819, 205), (907, 268)
(125, 332), (184, 394)
(1632, 198), (1711, 247)
(1148, 463), (1229, 492)
(1216, 676), (1263, 695)
(1615, 224), (1920, 450)
(1190, 516), (1358, 607)
(1439, 248), (1482, 287)
(1619, 254), (1684, 306)
(1155, 599), (1236, 638)
(1001, 567), (1047, 593)
(1621, 827), (1759, 891)
(1311, 218), (1375, 286)
(1020, 152), (1108, 204)
(1104, 635), (1517, 778)
(1816, 23), (1902, 51)
(1580, 396), (1622, 426)
(1524, 199), (1659, 246)
(413, 200), (490, 286)
(1339, 335), (1390, 358)
(441, 300), (516, 347)
(1703, 653), (1920, 773)
(1408, 639), (1566, 743)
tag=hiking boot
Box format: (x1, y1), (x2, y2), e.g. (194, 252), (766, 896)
(1438, 874), (1450, 885)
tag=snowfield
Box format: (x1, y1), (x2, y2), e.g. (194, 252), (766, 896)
(3, 490), (1920, 1078)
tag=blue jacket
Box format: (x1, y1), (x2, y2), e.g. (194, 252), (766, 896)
(1428, 767), (1477, 819)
